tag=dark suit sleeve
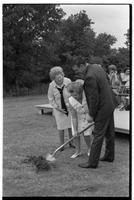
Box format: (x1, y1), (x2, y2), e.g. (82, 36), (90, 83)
(84, 77), (99, 120)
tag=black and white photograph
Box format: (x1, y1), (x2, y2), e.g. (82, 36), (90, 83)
(2, 2), (131, 198)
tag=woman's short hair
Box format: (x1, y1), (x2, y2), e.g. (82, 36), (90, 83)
(49, 66), (64, 80)
(108, 65), (117, 71)
(67, 80), (83, 95)
(75, 79), (84, 85)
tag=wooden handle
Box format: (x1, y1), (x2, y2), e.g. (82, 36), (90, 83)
(52, 122), (94, 156)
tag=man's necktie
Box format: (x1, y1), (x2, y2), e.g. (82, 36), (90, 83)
(57, 86), (68, 116)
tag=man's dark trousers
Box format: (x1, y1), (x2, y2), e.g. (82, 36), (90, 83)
(88, 113), (115, 167)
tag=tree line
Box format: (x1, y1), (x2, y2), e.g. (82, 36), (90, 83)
(3, 4), (130, 96)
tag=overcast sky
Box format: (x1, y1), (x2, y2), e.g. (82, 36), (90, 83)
(60, 4), (130, 49)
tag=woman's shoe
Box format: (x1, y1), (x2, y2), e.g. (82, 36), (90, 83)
(70, 152), (81, 158)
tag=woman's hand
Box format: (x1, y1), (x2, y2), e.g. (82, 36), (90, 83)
(67, 103), (74, 114)
(56, 107), (67, 114)
(73, 131), (78, 136)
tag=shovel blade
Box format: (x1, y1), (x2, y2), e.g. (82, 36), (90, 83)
(46, 153), (56, 162)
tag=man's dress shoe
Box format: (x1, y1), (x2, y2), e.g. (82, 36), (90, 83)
(78, 162), (97, 168)
(99, 156), (114, 162)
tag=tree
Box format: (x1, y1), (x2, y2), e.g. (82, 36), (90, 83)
(57, 11), (95, 60)
(101, 47), (129, 72)
(116, 47), (130, 69)
(94, 33), (117, 57)
(3, 5), (124, 95)
(124, 29), (130, 49)
(3, 4), (65, 92)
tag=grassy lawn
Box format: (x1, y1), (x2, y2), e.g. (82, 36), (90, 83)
(3, 95), (130, 197)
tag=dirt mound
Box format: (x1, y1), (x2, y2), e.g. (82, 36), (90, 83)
(22, 155), (51, 172)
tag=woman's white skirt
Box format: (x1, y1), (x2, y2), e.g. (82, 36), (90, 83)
(53, 109), (71, 130)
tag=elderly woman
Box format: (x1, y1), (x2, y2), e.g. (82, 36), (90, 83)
(48, 66), (74, 150)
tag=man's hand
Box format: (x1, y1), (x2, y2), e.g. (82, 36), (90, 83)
(87, 115), (93, 123)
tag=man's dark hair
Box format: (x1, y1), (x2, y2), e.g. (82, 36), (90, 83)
(72, 56), (87, 67)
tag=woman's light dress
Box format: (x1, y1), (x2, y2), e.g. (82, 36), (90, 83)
(48, 77), (71, 130)
(69, 92), (94, 136)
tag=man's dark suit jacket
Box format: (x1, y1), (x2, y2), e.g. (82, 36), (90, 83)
(84, 64), (116, 122)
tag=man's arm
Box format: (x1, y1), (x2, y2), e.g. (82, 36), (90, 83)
(84, 77), (99, 120)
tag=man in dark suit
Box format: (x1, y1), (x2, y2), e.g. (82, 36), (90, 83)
(73, 60), (116, 168)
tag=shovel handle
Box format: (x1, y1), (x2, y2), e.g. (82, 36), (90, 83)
(52, 122), (94, 157)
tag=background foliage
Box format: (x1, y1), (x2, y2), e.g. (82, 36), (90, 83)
(3, 4), (130, 96)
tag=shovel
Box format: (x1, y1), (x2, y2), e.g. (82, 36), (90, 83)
(46, 122), (94, 162)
